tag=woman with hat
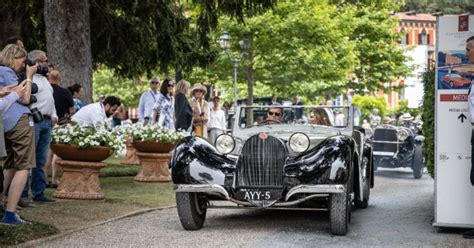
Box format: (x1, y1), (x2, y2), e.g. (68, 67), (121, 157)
(152, 77), (175, 129)
(191, 83), (209, 138)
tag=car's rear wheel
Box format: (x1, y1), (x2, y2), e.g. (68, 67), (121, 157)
(412, 145), (424, 179)
(176, 192), (208, 230)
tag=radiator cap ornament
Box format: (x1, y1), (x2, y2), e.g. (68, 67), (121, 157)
(259, 133), (268, 139)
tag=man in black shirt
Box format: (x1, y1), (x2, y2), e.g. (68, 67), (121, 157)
(46, 70), (74, 188)
(49, 70), (74, 119)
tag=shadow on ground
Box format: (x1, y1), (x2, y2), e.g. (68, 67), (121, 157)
(375, 168), (428, 179)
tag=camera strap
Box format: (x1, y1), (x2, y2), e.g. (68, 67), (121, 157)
(149, 91), (156, 102)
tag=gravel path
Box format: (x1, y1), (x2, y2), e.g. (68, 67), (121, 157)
(33, 169), (472, 247)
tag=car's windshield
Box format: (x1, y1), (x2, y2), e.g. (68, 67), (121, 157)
(237, 106), (350, 129)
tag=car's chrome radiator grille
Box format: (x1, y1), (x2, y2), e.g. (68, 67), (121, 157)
(373, 128), (397, 152)
(236, 135), (286, 187)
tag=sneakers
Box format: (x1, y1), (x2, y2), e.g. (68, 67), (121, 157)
(33, 195), (56, 203)
(0, 213), (31, 225)
(18, 198), (35, 208)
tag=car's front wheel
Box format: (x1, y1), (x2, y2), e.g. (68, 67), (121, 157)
(176, 192), (208, 230)
(329, 186), (350, 235)
(412, 145), (424, 179)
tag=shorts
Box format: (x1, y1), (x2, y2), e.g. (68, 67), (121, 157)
(4, 114), (36, 170)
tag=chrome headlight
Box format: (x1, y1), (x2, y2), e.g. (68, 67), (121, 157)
(215, 134), (235, 154)
(397, 129), (410, 141)
(289, 132), (310, 153)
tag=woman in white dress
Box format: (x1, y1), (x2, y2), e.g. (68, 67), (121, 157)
(208, 96), (227, 145)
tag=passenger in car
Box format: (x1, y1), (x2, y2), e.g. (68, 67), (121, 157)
(308, 108), (331, 126)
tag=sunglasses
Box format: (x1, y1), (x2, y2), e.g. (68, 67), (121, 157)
(268, 111), (281, 117)
(168, 84), (174, 87)
(151, 81), (160, 85)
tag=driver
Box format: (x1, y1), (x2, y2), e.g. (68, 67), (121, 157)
(265, 107), (283, 122)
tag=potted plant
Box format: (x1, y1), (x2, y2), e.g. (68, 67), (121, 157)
(117, 124), (187, 182)
(50, 124), (124, 200)
(123, 123), (187, 153)
(51, 124), (124, 162)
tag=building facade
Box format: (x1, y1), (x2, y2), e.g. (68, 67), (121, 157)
(381, 12), (436, 108)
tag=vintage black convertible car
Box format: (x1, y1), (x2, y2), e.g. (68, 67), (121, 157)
(170, 106), (374, 235)
(368, 119), (424, 179)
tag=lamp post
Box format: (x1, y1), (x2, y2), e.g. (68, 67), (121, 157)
(218, 30), (249, 107)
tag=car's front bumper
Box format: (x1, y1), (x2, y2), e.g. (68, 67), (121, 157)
(174, 184), (346, 204)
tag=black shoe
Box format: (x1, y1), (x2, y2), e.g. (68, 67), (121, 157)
(33, 195), (56, 203)
(463, 229), (474, 239)
(18, 198), (35, 208)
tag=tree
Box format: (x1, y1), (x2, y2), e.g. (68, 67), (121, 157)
(191, 1), (356, 104)
(2, 0), (277, 102)
(188, 0), (409, 103)
(44, 0), (93, 102)
(352, 95), (388, 119)
(340, 1), (412, 93)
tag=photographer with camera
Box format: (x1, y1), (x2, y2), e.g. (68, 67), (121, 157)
(0, 44), (36, 225)
(21, 50), (57, 204)
(72, 96), (122, 128)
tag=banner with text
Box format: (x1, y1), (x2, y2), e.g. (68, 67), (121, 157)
(435, 15), (474, 228)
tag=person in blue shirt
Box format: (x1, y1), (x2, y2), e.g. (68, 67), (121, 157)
(0, 44), (36, 225)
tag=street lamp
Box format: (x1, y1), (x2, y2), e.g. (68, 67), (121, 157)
(218, 30), (248, 107)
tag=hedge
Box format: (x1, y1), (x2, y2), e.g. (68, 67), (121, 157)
(421, 68), (435, 178)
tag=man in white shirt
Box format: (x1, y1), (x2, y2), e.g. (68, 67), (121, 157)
(21, 50), (58, 203)
(138, 77), (160, 125)
(72, 96), (121, 128)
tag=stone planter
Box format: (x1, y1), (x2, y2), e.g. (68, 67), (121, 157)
(120, 138), (140, 165)
(134, 152), (172, 182)
(51, 144), (111, 162)
(133, 140), (175, 153)
(133, 141), (175, 182)
(50, 144), (109, 200)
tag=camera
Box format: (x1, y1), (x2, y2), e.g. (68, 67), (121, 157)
(26, 59), (49, 77)
(30, 107), (44, 124)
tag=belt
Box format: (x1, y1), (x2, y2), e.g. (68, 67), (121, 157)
(43, 115), (51, 120)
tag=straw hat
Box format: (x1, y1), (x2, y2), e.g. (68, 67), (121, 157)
(191, 83), (207, 95)
(399, 113), (414, 121)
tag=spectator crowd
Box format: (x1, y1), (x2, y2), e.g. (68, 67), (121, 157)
(0, 37), (231, 225)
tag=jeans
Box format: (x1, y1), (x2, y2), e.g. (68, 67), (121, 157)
(471, 129), (474, 186)
(22, 119), (51, 199)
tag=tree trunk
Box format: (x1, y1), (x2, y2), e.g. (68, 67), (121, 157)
(0, 8), (22, 46)
(246, 36), (255, 107)
(44, 0), (93, 103)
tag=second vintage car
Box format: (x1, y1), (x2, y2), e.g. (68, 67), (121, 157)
(367, 113), (424, 179)
(170, 106), (374, 235)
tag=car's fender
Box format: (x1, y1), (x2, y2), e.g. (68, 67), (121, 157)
(284, 135), (354, 185)
(170, 136), (236, 186)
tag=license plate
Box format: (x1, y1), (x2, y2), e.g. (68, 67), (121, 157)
(235, 190), (281, 201)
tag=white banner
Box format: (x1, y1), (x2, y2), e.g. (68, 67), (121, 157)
(435, 15), (474, 228)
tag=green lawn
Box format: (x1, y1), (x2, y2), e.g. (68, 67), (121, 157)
(0, 162), (176, 246)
